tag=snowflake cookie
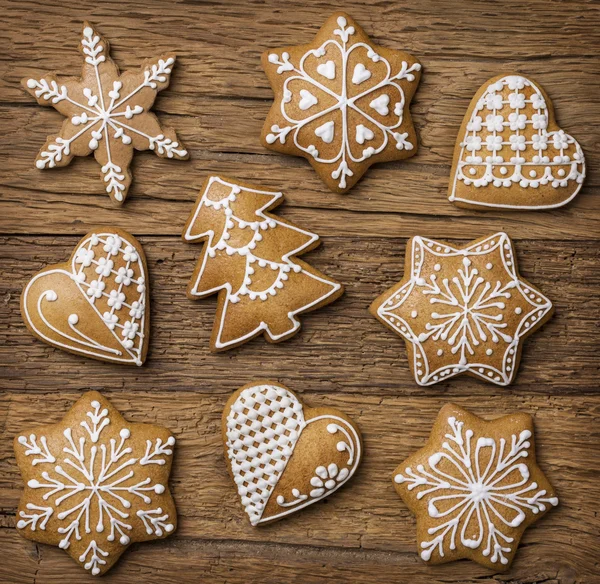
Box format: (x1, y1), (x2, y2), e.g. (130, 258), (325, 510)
(393, 403), (558, 569)
(261, 12), (421, 193)
(22, 22), (188, 205)
(182, 175), (344, 351)
(14, 391), (177, 576)
(449, 73), (585, 210)
(21, 228), (149, 365)
(223, 381), (362, 525)
(369, 232), (553, 386)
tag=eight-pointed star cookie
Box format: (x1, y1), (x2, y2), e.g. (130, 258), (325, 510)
(261, 12), (421, 193)
(393, 403), (559, 570)
(14, 391), (177, 576)
(23, 22), (188, 205)
(369, 232), (553, 386)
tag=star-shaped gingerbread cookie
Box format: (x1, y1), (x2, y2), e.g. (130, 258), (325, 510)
(370, 232), (553, 386)
(23, 22), (188, 205)
(14, 391), (177, 576)
(393, 403), (558, 570)
(261, 12), (421, 193)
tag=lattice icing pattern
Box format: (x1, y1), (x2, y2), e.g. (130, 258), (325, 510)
(225, 384), (306, 525)
(450, 75), (585, 207)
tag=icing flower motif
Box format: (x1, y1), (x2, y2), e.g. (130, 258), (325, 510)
(485, 93), (503, 111)
(485, 135), (503, 152)
(115, 266), (134, 286)
(506, 76), (526, 90)
(464, 135), (482, 152)
(107, 290), (126, 310)
(74, 247), (95, 267)
(530, 93), (546, 110)
(508, 112), (527, 131)
(102, 311), (119, 329)
(484, 114), (504, 132)
(553, 130), (569, 150)
(129, 301), (144, 320)
(532, 134), (548, 150)
(123, 245), (138, 262)
(309, 463), (350, 498)
(103, 235), (122, 256)
(122, 320), (139, 340)
(95, 257), (114, 277)
(508, 92), (526, 109)
(136, 277), (146, 293)
(531, 113), (547, 130)
(86, 279), (105, 299)
(509, 134), (526, 152)
(466, 115), (482, 132)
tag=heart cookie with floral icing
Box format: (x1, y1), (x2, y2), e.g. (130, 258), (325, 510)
(21, 228), (149, 365)
(449, 73), (585, 210)
(223, 381), (362, 525)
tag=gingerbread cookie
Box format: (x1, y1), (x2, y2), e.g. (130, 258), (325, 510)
(223, 381), (362, 525)
(369, 232), (553, 386)
(21, 228), (149, 365)
(14, 391), (176, 576)
(393, 403), (558, 569)
(449, 74), (585, 210)
(23, 22), (188, 205)
(261, 12), (421, 193)
(182, 176), (344, 351)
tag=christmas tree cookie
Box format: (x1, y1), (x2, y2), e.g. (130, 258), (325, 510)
(261, 12), (421, 193)
(23, 22), (188, 205)
(182, 176), (343, 351)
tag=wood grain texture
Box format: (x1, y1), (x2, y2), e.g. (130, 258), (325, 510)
(1, 0), (599, 582)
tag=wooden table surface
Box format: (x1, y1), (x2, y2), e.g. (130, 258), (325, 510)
(1, 0), (599, 582)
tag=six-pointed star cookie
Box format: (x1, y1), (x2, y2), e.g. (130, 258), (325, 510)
(23, 22), (188, 205)
(370, 232), (553, 386)
(393, 403), (558, 570)
(14, 391), (177, 576)
(261, 12), (421, 193)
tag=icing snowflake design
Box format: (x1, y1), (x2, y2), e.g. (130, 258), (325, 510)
(23, 22), (187, 205)
(183, 176), (342, 350)
(264, 14), (421, 191)
(225, 383), (360, 525)
(374, 233), (552, 386)
(450, 75), (585, 209)
(15, 394), (176, 576)
(394, 413), (558, 566)
(22, 231), (148, 365)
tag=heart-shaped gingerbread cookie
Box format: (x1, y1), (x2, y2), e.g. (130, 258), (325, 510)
(449, 73), (585, 210)
(223, 381), (362, 525)
(21, 228), (149, 365)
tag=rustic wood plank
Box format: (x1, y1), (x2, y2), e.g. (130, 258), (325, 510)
(1, 390), (598, 582)
(1, 236), (598, 396)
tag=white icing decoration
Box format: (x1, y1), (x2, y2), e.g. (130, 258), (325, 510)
(183, 177), (342, 350)
(266, 17), (420, 188)
(316, 60), (336, 80)
(16, 396), (175, 575)
(315, 120), (335, 143)
(27, 23), (186, 202)
(355, 124), (375, 145)
(21, 232), (147, 365)
(225, 384), (360, 525)
(450, 75), (586, 209)
(395, 415), (558, 564)
(298, 89), (318, 110)
(376, 233), (552, 386)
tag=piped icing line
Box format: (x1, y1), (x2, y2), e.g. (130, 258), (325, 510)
(376, 233), (552, 386)
(266, 15), (420, 189)
(183, 176), (342, 349)
(225, 384), (361, 525)
(22, 232), (147, 365)
(450, 75), (585, 209)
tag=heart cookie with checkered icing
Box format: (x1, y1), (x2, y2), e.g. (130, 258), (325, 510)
(21, 228), (149, 365)
(222, 381), (362, 525)
(449, 73), (585, 210)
